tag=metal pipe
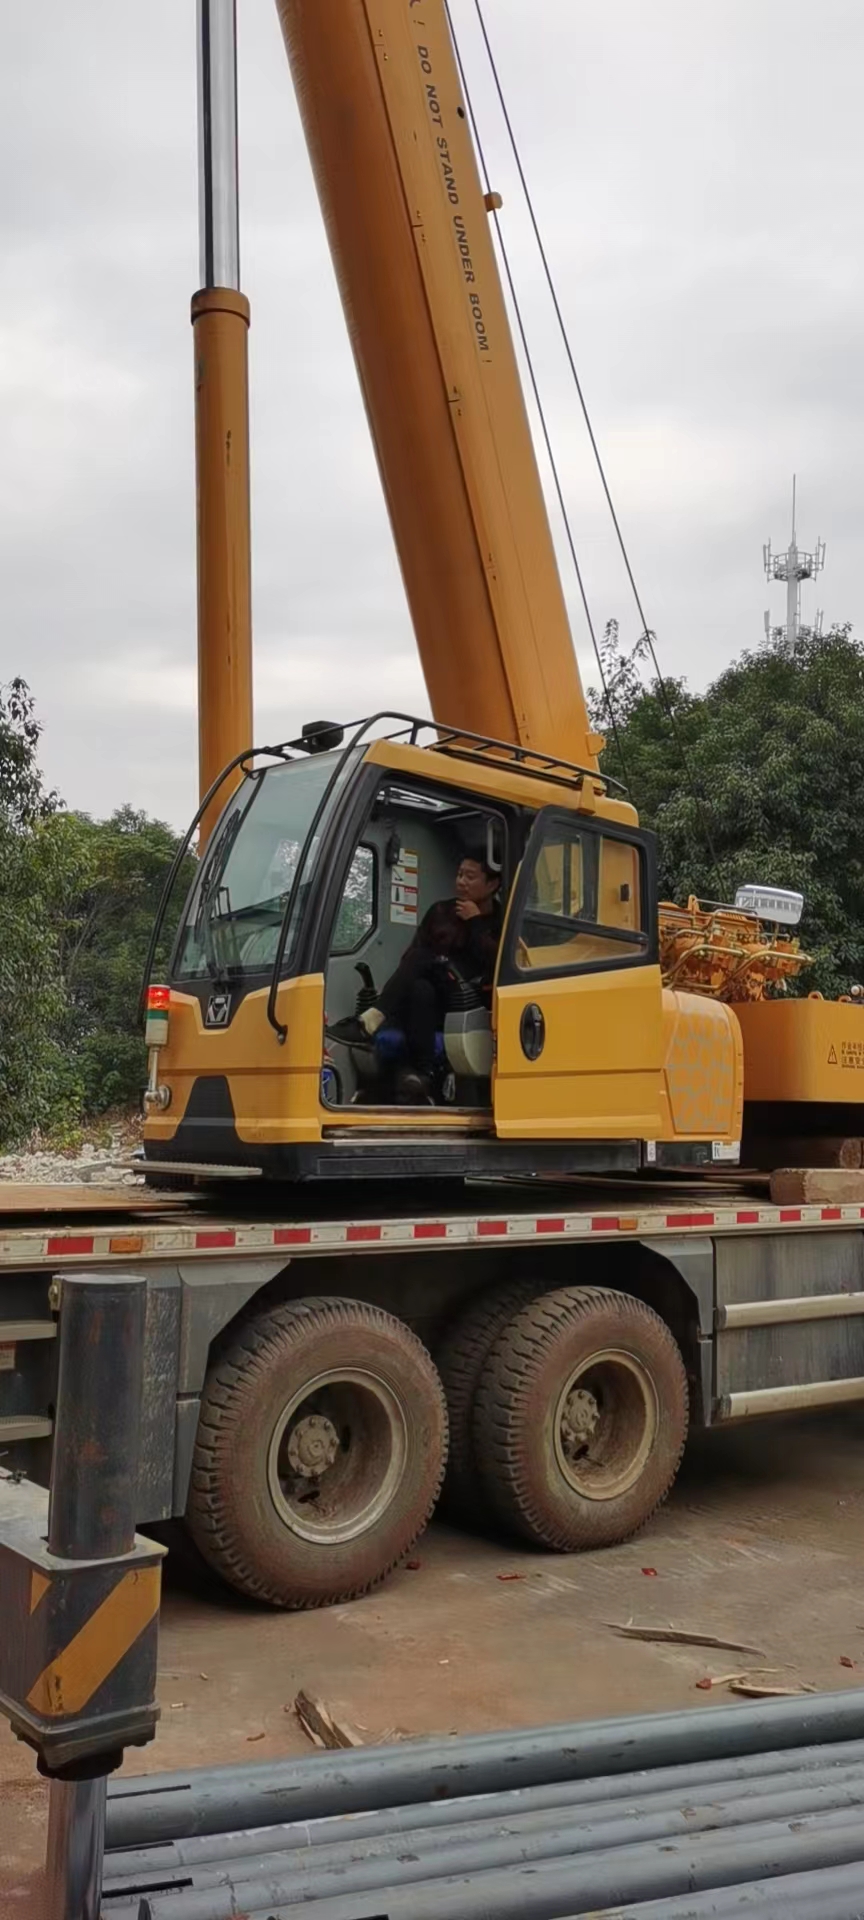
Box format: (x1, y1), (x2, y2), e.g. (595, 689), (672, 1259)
(103, 1740), (864, 1881)
(47, 1274), (146, 1561)
(194, 0), (252, 848)
(590, 1858), (864, 1917)
(105, 1690), (864, 1847)
(197, 0), (240, 290)
(232, 1807), (864, 1918)
(104, 1758), (864, 1896)
(44, 1778), (107, 1920)
(110, 1792), (864, 1920)
(44, 1274), (147, 1920)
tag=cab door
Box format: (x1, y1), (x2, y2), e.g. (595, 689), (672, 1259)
(493, 808), (664, 1140)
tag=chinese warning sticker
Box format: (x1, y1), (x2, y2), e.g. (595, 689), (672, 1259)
(831, 1040), (864, 1069)
(391, 850), (419, 926)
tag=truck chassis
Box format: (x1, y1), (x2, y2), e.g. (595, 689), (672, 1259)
(2, 1179), (862, 1607)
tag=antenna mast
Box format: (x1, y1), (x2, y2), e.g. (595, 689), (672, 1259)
(763, 476), (825, 649)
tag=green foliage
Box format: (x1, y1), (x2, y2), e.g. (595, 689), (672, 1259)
(590, 623), (864, 996)
(0, 684), (72, 1144)
(37, 807), (195, 1116)
(0, 681), (194, 1148)
(0, 679), (59, 827)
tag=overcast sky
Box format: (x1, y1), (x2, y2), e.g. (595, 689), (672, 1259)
(2, 2), (861, 827)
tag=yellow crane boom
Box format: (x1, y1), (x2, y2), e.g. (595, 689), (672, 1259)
(274, 0), (600, 770)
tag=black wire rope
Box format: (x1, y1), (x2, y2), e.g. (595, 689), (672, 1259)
(443, 1), (631, 792)
(466, 0), (719, 868)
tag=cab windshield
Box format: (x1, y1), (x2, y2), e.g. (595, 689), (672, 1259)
(173, 750), (347, 982)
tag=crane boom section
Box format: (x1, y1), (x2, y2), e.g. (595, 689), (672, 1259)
(275, 0), (599, 769)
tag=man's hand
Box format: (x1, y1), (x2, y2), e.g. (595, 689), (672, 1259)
(455, 898), (481, 920)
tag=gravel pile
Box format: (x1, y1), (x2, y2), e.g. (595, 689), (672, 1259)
(0, 1126), (142, 1187)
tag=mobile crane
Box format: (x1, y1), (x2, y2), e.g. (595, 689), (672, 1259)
(143, 0), (860, 1189)
(6, 1), (864, 1618)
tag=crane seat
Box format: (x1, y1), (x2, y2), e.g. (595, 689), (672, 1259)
(373, 1009), (493, 1080)
(346, 1009), (493, 1107)
(373, 1027), (448, 1068)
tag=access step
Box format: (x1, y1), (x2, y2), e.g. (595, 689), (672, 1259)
(0, 1321), (57, 1343)
(0, 1414), (53, 1442)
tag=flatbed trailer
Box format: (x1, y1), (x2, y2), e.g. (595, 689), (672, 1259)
(2, 1175), (863, 1609)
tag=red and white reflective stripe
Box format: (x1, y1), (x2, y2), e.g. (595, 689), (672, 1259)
(3, 1200), (864, 1267)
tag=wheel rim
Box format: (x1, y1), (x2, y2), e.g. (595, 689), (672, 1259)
(552, 1348), (659, 1502)
(267, 1368), (408, 1544)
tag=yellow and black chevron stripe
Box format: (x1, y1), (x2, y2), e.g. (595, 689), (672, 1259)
(1, 1548), (161, 1734)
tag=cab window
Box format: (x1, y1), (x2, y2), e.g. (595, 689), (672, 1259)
(331, 845), (376, 955)
(516, 820), (647, 974)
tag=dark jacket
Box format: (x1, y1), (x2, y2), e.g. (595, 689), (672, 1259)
(410, 897), (502, 986)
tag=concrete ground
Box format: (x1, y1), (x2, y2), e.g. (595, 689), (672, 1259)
(4, 1408), (864, 1908)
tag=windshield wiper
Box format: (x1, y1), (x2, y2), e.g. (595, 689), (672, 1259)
(207, 893), (289, 927)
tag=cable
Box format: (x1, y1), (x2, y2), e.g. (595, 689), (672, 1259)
(443, 3), (631, 792)
(468, 0), (719, 868)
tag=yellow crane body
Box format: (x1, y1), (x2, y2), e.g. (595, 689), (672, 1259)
(143, 0), (861, 1184)
(143, 734), (743, 1173)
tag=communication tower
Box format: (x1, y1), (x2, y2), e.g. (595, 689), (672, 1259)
(763, 477), (825, 648)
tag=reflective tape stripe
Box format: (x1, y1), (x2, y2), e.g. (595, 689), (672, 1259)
(26, 1566), (161, 1718)
(29, 1571), (50, 1615)
(8, 1200), (864, 1269)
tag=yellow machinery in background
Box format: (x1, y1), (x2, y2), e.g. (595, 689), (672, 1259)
(143, 0), (863, 1184)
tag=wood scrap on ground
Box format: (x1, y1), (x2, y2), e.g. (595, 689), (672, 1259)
(696, 1667), (811, 1696)
(729, 1677), (816, 1699)
(606, 1624), (765, 1659)
(293, 1690), (410, 1751)
(294, 1691), (367, 1750)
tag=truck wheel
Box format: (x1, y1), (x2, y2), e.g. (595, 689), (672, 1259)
(473, 1286), (688, 1551)
(436, 1280), (539, 1526)
(186, 1298), (447, 1608)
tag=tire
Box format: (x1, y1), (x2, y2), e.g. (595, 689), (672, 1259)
(186, 1297), (448, 1608)
(436, 1280), (539, 1526)
(473, 1286), (688, 1552)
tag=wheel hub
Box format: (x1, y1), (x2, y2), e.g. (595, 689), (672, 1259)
(268, 1368), (410, 1545)
(287, 1412), (340, 1479)
(553, 1349), (659, 1503)
(560, 1386), (600, 1460)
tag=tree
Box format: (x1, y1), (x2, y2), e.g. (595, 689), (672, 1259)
(589, 624), (864, 996)
(0, 680), (195, 1144)
(37, 807), (195, 1115)
(0, 678), (59, 827)
(0, 682), (68, 1145)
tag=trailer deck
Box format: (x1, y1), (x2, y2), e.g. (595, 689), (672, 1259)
(2, 1177), (863, 1268)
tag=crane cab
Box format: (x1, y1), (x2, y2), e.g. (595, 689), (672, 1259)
(142, 719), (742, 1184)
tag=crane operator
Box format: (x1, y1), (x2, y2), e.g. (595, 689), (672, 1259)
(329, 854), (502, 1102)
